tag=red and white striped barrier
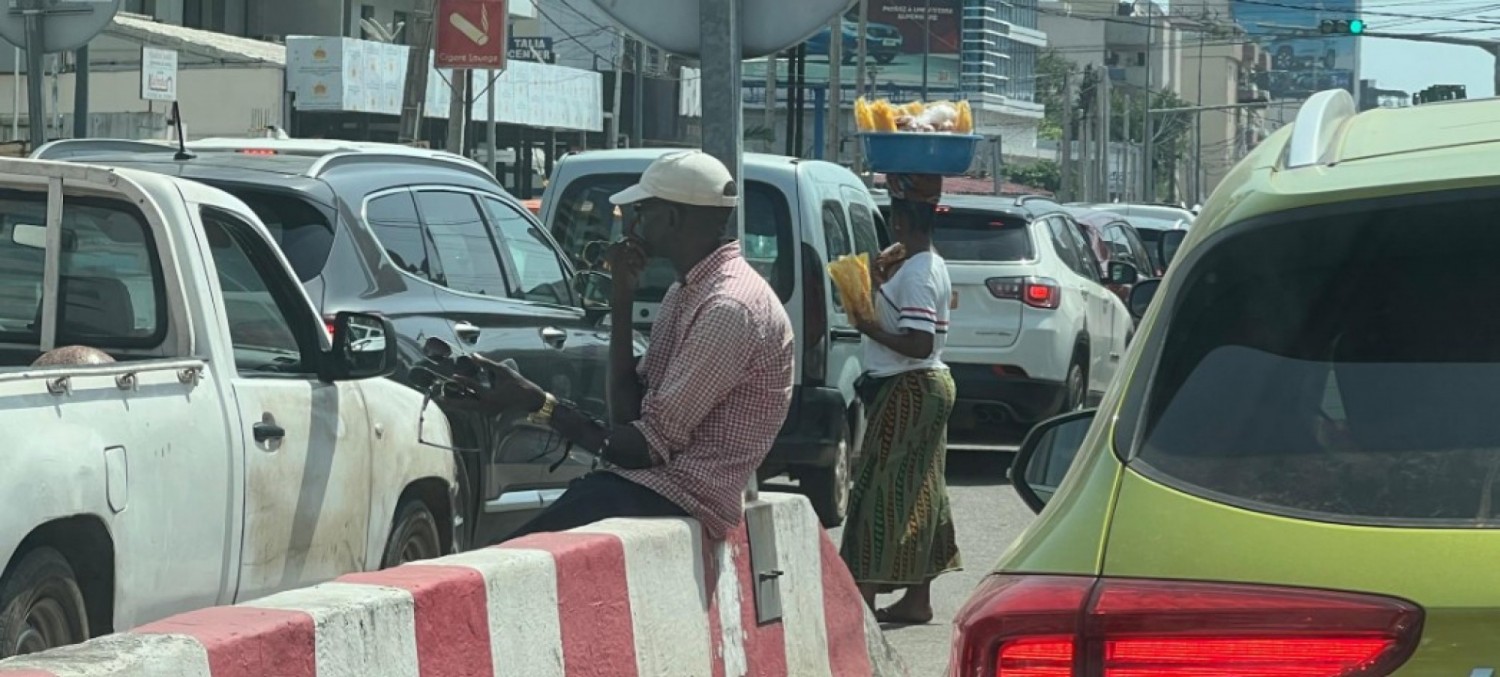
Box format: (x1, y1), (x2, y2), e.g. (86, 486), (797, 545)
(0, 493), (908, 677)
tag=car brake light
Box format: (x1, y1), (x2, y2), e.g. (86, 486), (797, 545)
(324, 316), (337, 340)
(951, 575), (1422, 677)
(936, 205), (951, 213)
(239, 149), (277, 155)
(986, 277), (1060, 310)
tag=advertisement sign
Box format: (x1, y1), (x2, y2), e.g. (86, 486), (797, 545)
(1232, 0), (1359, 101)
(742, 0), (962, 103)
(508, 36), (555, 63)
(286, 36), (452, 118)
(471, 60), (604, 131)
(140, 47), (177, 102)
(436, 0), (507, 69)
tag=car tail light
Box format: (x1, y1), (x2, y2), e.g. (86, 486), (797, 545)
(238, 148), (278, 155)
(951, 575), (1423, 677)
(986, 277), (1061, 310)
(324, 316), (337, 341)
(990, 365), (1030, 379)
(801, 243), (827, 386)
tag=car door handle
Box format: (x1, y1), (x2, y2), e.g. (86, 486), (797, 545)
(253, 422), (286, 443)
(540, 327), (568, 348)
(831, 328), (863, 342)
(455, 321), (482, 343)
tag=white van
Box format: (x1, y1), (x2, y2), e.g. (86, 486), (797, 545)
(542, 150), (888, 526)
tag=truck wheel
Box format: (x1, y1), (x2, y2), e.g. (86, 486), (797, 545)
(0, 548), (90, 657)
(381, 500), (442, 568)
(805, 420), (854, 528)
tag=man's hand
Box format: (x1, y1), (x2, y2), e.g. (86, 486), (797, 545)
(873, 243), (907, 285)
(604, 238), (649, 303)
(447, 354), (547, 415)
(853, 312), (883, 338)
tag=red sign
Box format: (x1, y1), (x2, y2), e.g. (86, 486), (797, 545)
(436, 0), (507, 69)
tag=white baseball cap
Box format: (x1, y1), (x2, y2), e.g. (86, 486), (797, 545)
(609, 150), (739, 208)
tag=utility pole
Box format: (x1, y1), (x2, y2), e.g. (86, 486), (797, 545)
(854, 0), (868, 178)
(1060, 69), (1074, 201)
(1194, 14), (1206, 205)
(826, 14), (842, 163)
(445, 71), (467, 153)
(609, 33), (624, 148)
(1098, 69), (1110, 200)
(1079, 70), (1092, 201)
(920, 0), (931, 100)
(764, 54), (776, 149)
(1143, 3), (1154, 202)
(1122, 91), (1130, 200)
(398, 0), (435, 143)
(632, 39), (645, 147)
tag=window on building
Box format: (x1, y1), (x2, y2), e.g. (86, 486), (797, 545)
(394, 11), (410, 44)
(360, 4), (376, 39)
(1137, 52), (1148, 67)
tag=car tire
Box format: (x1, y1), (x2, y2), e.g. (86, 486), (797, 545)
(805, 419), (855, 528)
(875, 53), (896, 65)
(0, 547), (90, 658)
(381, 500), (443, 569)
(1064, 359), (1087, 412)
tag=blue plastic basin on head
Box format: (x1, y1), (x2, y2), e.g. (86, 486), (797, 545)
(860, 133), (982, 176)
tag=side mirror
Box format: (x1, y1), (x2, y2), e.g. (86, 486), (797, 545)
(573, 270), (613, 312)
(324, 311), (397, 381)
(1107, 260), (1139, 286)
(1128, 279), (1161, 320)
(1011, 409), (1096, 513)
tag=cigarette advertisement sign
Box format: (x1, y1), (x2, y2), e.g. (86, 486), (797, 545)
(437, 0), (508, 69)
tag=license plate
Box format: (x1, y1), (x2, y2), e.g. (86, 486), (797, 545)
(883, 39), (899, 47)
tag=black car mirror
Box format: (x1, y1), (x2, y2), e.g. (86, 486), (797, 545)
(1107, 260), (1139, 286)
(1128, 279), (1161, 320)
(422, 336), (455, 362)
(324, 312), (397, 381)
(580, 240), (609, 269)
(1011, 409), (1096, 513)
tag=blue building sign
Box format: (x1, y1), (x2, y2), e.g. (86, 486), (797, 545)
(1231, 0), (1360, 100)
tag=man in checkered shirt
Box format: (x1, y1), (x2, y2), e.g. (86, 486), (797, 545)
(452, 151), (795, 541)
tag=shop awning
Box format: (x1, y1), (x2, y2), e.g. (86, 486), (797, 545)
(98, 12), (286, 67)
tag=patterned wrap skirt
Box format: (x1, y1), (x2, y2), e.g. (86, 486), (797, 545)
(839, 368), (962, 588)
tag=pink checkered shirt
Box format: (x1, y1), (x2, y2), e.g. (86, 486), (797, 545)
(613, 242), (794, 539)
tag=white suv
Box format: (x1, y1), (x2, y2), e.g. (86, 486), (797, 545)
(877, 194), (1134, 449)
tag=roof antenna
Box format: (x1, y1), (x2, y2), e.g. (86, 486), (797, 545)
(169, 101), (194, 161)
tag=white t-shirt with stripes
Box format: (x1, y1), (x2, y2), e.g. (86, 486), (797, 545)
(864, 251), (951, 378)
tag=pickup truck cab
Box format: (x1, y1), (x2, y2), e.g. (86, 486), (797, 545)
(0, 159), (455, 657)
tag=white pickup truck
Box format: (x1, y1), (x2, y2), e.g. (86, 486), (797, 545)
(0, 159), (455, 657)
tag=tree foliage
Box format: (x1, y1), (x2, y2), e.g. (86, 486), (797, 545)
(1008, 160), (1061, 192)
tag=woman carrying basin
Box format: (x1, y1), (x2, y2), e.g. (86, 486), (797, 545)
(840, 173), (960, 624)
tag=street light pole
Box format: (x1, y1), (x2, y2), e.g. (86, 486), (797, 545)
(921, 0), (931, 100)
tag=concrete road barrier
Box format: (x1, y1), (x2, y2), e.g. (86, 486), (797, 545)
(0, 493), (909, 677)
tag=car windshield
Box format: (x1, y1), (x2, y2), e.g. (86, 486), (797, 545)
(932, 210), (1034, 262)
(1131, 195), (1500, 526)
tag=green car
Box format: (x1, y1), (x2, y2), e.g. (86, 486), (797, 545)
(950, 89), (1500, 676)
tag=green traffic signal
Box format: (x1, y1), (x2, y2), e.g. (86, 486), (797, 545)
(1349, 19), (1366, 34)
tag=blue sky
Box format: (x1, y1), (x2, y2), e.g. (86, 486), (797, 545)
(1362, 3), (1499, 98)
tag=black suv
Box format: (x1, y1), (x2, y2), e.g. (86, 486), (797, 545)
(37, 138), (633, 549)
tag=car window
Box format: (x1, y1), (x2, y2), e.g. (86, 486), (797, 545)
(0, 193), (165, 350)
(1065, 218), (1103, 281)
(1118, 225), (1156, 274)
(217, 188), (335, 283)
(932, 209), (1034, 261)
(1044, 216), (1084, 273)
(1101, 225), (1131, 262)
(821, 201), (852, 312)
(201, 207), (314, 375)
(844, 191), (881, 259)
(550, 172), (795, 303)
(1130, 197), (1500, 526)
(415, 191), (508, 296)
(482, 197), (571, 306)
(366, 190), (433, 281)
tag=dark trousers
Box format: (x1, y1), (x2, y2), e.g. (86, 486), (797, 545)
(501, 471), (688, 543)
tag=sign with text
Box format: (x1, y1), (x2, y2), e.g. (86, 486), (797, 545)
(508, 36), (554, 64)
(140, 47), (178, 102)
(436, 0), (507, 69)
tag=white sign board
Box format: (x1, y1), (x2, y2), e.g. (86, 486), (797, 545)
(470, 60), (604, 132)
(286, 36), (452, 118)
(140, 47), (178, 102)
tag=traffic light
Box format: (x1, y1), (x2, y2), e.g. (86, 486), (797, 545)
(1320, 19), (1366, 35)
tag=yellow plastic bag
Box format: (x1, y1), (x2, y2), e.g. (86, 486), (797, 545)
(870, 100), (899, 133)
(956, 100), (974, 134)
(827, 253), (875, 325)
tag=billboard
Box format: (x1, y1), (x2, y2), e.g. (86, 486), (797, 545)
(1231, 0), (1360, 101)
(742, 0), (963, 104)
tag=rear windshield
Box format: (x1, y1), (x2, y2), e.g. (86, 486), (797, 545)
(209, 186), (335, 283)
(932, 209), (1034, 262)
(1131, 196), (1500, 526)
(548, 172), (795, 303)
